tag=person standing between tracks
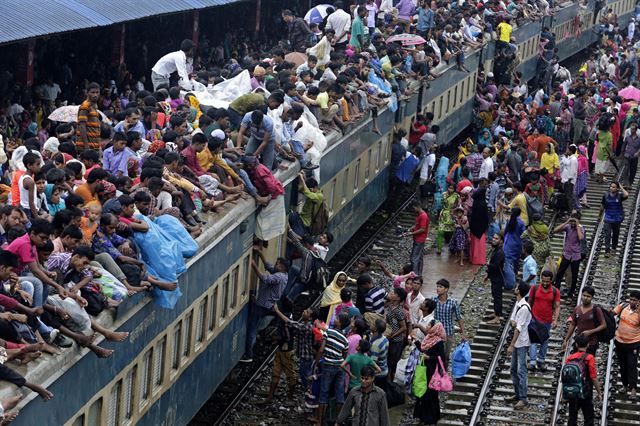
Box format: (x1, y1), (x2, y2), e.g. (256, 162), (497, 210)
(528, 270), (560, 371)
(334, 365), (390, 426)
(600, 182), (629, 257)
(486, 233), (506, 324)
(611, 290), (640, 399)
(402, 201), (429, 277)
(563, 334), (602, 426)
(431, 278), (465, 361)
(621, 121), (640, 187)
(508, 281), (532, 410)
(560, 144), (579, 213)
(316, 313), (349, 426)
(562, 286), (606, 355)
(553, 211), (585, 298)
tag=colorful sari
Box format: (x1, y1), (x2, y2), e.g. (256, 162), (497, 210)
(575, 145), (589, 199)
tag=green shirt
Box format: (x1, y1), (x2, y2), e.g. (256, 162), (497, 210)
(350, 16), (365, 49)
(346, 353), (376, 389)
(204, 122), (221, 137)
(300, 187), (324, 227)
(229, 93), (266, 115)
(597, 130), (613, 161)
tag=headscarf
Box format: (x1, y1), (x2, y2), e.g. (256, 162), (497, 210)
(420, 321), (446, 351)
(540, 143), (559, 174)
(321, 271), (351, 323)
(469, 188), (489, 238)
(527, 213), (549, 239)
(185, 94), (202, 124)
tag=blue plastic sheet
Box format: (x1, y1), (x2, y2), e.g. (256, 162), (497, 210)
(155, 215), (198, 258)
(451, 341), (472, 379)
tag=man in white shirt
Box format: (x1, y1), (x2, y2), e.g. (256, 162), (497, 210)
(479, 147), (494, 179)
(151, 39), (195, 91)
(419, 146), (436, 185)
(38, 78), (62, 104)
(560, 144), (579, 212)
(326, 1), (351, 48)
(508, 281), (532, 409)
(407, 278), (426, 326)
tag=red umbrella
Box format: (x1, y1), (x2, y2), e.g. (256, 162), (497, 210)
(385, 33), (427, 46)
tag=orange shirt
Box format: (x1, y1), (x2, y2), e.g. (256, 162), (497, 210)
(75, 183), (98, 204)
(10, 170), (25, 206)
(614, 304), (640, 344)
(80, 217), (98, 243)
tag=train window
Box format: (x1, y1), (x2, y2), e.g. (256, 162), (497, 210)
(460, 80), (465, 103)
(383, 136), (390, 164)
(364, 149), (371, 182)
(231, 265), (239, 309)
(71, 415), (84, 426)
(438, 96), (443, 121)
(241, 255), (250, 298)
(327, 179), (336, 213)
(342, 168), (349, 204)
(140, 350), (152, 403)
(153, 337), (166, 388)
(123, 367), (136, 421)
(372, 143), (380, 173)
(88, 398), (103, 426)
(107, 380), (122, 426)
(172, 322), (181, 369)
(466, 75), (472, 99)
(183, 311), (193, 358)
(430, 101), (436, 116)
(446, 90), (451, 114)
(221, 275), (230, 319)
(452, 86), (458, 109)
(197, 297), (207, 343)
(354, 160), (360, 193)
(209, 286), (218, 332)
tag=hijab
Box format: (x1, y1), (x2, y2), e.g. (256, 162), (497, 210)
(420, 321), (446, 351)
(469, 188), (489, 238)
(321, 271), (351, 323)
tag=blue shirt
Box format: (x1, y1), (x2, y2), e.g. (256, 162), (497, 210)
(114, 120), (146, 138)
(369, 335), (389, 377)
(503, 218), (526, 261)
(241, 112), (274, 141)
(522, 255), (538, 284)
(431, 296), (462, 337)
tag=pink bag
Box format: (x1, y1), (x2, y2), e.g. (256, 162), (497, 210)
(428, 356), (453, 392)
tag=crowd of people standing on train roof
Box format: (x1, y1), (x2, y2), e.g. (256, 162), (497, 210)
(243, 4), (640, 426)
(0, 0), (638, 424)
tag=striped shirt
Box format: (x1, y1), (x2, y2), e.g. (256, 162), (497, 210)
(76, 100), (101, 150)
(370, 335), (389, 377)
(323, 328), (349, 366)
(365, 287), (387, 314)
(255, 261), (287, 309)
(431, 296), (463, 337)
(614, 304), (640, 344)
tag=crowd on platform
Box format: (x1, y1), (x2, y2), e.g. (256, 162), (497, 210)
(0, 0), (640, 424)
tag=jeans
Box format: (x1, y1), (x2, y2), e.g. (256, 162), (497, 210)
(529, 318), (552, 365)
(568, 396), (594, 426)
(615, 340), (639, 390)
(554, 256), (581, 294)
(490, 277), (504, 317)
(288, 212), (308, 238)
(622, 156), (639, 187)
(299, 358), (314, 390)
(19, 274), (46, 307)
(410, 242), (425, 276)
(245, 136), (275, 170)
(319, 364), (346, 404)
(603, 221), (622, 253)
(223, 158), (257, 196)
(18, 280), (53, 338)
(283, 266), (305, 302)
(227, 108), (244, 130)
(244, 303), (275, 358)
(510, 346), (529, 403)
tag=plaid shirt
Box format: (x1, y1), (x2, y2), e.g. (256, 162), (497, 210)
(431, 296), (462, 337)
(289, 320), (315, 360)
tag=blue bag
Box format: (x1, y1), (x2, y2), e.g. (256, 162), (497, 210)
(451, 341), (472, 379)
(503, 259), (516, 290)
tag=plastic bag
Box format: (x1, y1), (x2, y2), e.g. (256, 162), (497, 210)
(412, 358), (428, 397)
(394, 357), (409, 387)
(155, 215), (198, 258)
(451, 341), (472, 379)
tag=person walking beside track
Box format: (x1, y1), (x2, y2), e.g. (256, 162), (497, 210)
(611, 290), (640, 399)
(402, 201), (429, 276)
(508, 281), (532, 410)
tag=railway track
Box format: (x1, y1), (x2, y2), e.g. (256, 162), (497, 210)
(211, 190), (418, 426)
(436, 171), (639, 426)
(597, 176), (640, 426)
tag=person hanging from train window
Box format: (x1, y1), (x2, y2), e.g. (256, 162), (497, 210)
(289, 173), (324, 239)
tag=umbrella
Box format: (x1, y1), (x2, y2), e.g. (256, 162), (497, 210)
(619, 86), (640, 102)
(385, 33), (427, 46)
(285, 52), (308, 67)
(48, 105), (108, 123)
(304, 4), (334, 24)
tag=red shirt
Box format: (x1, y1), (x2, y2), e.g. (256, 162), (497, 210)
(528, 284), (560, 324)
(413, 210), (429, 243)
(249, 164), (285, 199)
(6, 234), (37, 275)
(181, 146), (207, 177)
(409, 124), (426, 145)
(565, 351), (597, 380)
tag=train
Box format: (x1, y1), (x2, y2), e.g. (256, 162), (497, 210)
(2, 0), (635, 425)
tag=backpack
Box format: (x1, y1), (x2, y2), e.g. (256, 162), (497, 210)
(525, 193), (544, 220)
(562, 353), (589, 400)
(518, 302), (550, 344)
(549, 191), (569, 211)
(309, 202), (329, 236)
(304, 254), (330, 290)
(535, 115), (548, 133)
(592, 305), (617, 343)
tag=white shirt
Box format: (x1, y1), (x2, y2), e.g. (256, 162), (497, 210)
(510, 298), (532, 348)
(326, 9), (352, 44)
(313, 243), (329, 260)
(366, 3), (378, 27)
(419, 153), (436, 180)
(606, 62), (617, 79)
(151, 50), (193, 89)
(412, 313), (434, 342)
(39, 83), (61, 101)
(400, 137), (409, 150)
(407, 291), (426, 326)
(560, 154), (578, 184)
(479, 156), (494, 179)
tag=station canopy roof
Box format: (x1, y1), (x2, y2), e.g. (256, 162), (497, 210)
(0, 0), (239, 44)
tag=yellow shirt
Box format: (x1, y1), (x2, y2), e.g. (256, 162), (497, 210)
(317, 92), (329, 109)
(497, 22), (513, 42)
(197, 147), (215, 171)
(508, 193), (529, 226)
